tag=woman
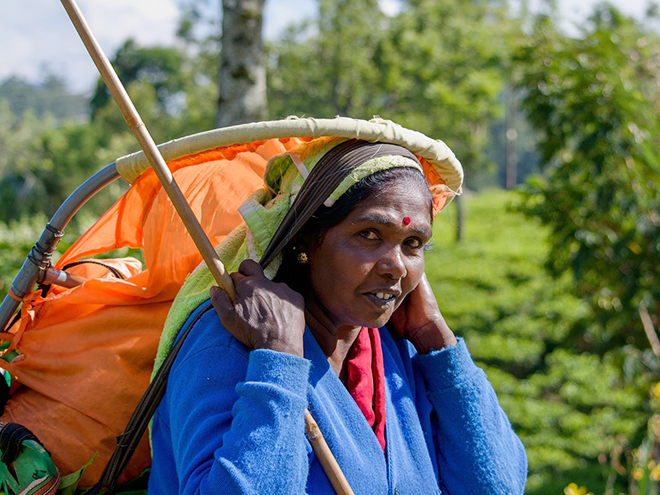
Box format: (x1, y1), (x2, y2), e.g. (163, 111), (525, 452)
(149, 137), (527, 494)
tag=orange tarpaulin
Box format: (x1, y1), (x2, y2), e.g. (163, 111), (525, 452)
(0, 137), (305, 486)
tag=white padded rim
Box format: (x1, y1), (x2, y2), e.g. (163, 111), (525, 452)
(115, 116), (464, 192)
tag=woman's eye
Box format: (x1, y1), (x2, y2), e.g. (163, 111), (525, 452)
(359, 230), (379, 241)
(405, 238), (424, 249)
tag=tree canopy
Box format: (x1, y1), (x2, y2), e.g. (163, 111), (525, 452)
(516, 6), (660, 351)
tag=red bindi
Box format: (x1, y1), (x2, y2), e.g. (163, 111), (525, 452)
(403, 216), (411, 225)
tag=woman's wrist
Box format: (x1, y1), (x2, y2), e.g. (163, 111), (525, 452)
(409, 318), (457, 354)
(257, 337), (305, 358)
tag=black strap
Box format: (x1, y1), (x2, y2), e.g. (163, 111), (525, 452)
(0, 423), (44, 464)
(26, 224), (64, 272)
(0, 378), (9, 417)
(61, 260), (126, 280)
(86, 302), (214, 494)
(38, 259), (126, 298)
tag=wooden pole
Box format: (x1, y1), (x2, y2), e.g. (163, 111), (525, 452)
(305, 410), (354, 494)
(59, 0), (235, 302)
(59, 2), (353, 493)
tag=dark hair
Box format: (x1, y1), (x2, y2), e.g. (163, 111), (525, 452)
(274, 166), (432, 288)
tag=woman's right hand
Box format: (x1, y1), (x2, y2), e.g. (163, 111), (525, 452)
(210, 259), (306, 357)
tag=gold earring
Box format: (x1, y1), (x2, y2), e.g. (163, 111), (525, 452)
(297, 252), (309, 264)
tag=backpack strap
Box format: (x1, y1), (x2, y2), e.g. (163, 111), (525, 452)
(86, 302), (214, 495)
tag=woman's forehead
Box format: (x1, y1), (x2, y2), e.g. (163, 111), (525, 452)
(349, 208), (433, 237)
(345, 184), (433, 232)
(359, 177), (432, 210)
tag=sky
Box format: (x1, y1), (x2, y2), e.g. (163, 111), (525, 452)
(0, 0), (654, 94)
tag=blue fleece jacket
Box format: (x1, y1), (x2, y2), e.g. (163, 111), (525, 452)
(149, 303), (527, 494)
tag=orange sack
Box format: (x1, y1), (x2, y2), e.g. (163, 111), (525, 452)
(0, 138), (305, 487)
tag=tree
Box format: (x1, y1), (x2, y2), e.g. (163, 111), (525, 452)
(0, 75), (87, 123)
(515, 7), (660, 352)
(0, 85), (117, 224)
(173, 0), (268, 127)
(0, 42), (201, 226)
(217, 0), (268, 126)
(270, 0), (515, 158)
(90, 39), (187, 119)
(515, 7), (660, 492)
(90, 38), (220, 142)
(0, 109), (123, 225)
(268, 0), (386, 118)
(268, 0), (521, 239)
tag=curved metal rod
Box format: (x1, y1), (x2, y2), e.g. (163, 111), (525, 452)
(0, 163), (120, 331)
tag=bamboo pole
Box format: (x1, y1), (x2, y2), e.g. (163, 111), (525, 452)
(59, 2), (353, 493)
(305, 410), (354, 494)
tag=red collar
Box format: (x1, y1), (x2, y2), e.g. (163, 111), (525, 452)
(341, 327), (386, 450)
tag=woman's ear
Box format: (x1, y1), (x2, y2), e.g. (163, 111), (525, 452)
(292, 232), (315, 254)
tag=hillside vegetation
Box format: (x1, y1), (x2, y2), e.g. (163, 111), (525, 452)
(428, 190), (650, 494)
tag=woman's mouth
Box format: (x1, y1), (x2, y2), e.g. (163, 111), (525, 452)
(365, 291), (399, 307)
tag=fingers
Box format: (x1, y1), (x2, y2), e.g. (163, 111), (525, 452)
(238, 259), (264, 277)
(229, 259), (265, 287)
(210, 285), (234, 318)
(227, 259), (264, 287)
(418, 273), (434, 294)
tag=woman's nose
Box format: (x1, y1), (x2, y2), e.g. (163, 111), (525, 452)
(376, 246), (407, 279)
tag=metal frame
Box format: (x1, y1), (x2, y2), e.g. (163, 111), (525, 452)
(0, 163), (120, 331)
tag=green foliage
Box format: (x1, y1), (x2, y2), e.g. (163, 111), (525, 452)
(0, 35), (221, 229)
(268, 0), (519, 176)
(630, 386), (660, 495)
(90, 40), (218, 141)
(0, 216), (50, 301)
(510, 8), (660, 491)
(0, 75), (87, 122)
(0, 99), (53, 178)
(378, 0), (514, 171)
(268, 0), (386, 118)
(0, 113), (126, 224)
(428, 190), (650, 494)
(0, 68), (135, 227)
(90, 39), (186, 117)
(514, 6), (660, 350)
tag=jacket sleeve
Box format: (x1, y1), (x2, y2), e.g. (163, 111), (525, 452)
(162, 310), (311, 495)
(413, 338), (528, 495)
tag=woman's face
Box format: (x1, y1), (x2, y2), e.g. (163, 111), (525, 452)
(305, 179), (433, 331)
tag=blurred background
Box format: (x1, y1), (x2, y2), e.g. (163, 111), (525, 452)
(2, 0), (660, 493)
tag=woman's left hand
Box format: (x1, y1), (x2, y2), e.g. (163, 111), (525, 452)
(389, 273), (457, 354)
